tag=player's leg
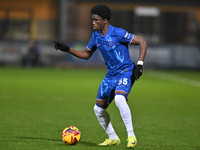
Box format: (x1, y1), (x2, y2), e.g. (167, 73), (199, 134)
(94, 100), (120, 146)
(93, 77), (120, 146)
(115, 91), (135, 137)
(114, 93), (137, 148)
(115, 72), (137, 148)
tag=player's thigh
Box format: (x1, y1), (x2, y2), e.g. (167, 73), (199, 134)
(116, 71), (132, 96)
(96, 77), (115, 108)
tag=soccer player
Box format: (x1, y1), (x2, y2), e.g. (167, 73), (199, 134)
(54, 4), (147, 148)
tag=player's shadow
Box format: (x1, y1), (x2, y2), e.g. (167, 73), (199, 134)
(17, 136), (97, 146)
(79, 140), (96, 146)
(17, 136), (60, 142)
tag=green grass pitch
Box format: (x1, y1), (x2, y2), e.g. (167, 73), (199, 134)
(0, 67), (200, 150)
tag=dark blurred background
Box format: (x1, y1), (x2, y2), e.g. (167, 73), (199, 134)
(0, 0), (200, 69)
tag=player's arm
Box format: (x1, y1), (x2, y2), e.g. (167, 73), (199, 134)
(130, 35), (147, 80)
(131, 35), (147, 62)
(69, 48), (93, 60)
(54, 42), (93, 60)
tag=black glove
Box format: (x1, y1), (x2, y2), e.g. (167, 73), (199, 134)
(134, 65), (143, 80)
(54, 42), (70, 52)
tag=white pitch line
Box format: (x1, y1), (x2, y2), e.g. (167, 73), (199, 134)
(147, 71), (200, 88)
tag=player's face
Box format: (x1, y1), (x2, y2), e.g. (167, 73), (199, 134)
(92, 14), (106, 31)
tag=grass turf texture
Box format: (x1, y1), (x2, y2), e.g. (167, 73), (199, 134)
(0, 67), (199, 150)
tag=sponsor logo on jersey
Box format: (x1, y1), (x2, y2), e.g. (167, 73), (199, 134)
(124, 32), (131, 39)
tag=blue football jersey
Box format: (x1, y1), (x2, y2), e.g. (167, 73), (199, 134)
(87, 25), (134, 75)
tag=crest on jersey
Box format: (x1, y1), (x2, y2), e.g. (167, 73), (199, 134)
(108, 41), (114, 47)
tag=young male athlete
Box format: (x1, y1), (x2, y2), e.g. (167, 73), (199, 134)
(54, 4), (147, 148)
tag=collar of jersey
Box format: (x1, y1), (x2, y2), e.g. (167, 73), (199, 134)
(94, 25), (113, 41)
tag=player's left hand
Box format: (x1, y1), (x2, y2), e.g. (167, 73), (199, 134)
(134, 65), (143, 80)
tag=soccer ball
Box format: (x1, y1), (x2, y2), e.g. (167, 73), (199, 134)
(62, 126), (81, 145)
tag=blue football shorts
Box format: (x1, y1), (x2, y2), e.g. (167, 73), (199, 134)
(96, 69), (135, 104)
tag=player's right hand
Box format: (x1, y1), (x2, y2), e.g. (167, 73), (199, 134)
(54, 42), (70, 52)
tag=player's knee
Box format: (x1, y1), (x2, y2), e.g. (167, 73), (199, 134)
(115, 94), (131, 118)
(96, 99), (109, 108)
(94, 104), (103, 114)
(115, 94), (126, 108)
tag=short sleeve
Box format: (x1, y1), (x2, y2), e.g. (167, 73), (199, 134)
(87, 32), (97, 51)
(115, 28), (134, 43)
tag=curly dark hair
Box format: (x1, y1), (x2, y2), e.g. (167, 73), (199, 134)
(91, 4), (111, 21)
